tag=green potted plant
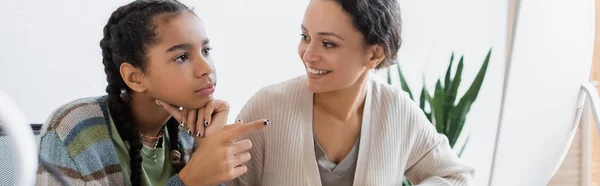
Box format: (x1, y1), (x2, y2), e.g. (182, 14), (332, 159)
(388, 49), (492, 186)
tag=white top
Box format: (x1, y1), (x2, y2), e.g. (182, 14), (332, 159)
(227, 76), (475, 186)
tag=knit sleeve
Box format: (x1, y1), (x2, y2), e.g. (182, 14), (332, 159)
(37, 131), (87, 186)
(402, 95), (475, 186)
(225, 87), (272, 186)
(166, 175), (185, 186)
(404, 133), (475, 185)
(166, 175), (226, 186)
(37, 97), (124, 186)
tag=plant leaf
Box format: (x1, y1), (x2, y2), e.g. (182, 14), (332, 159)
(419, 85), (427, 112)
(425, 92), (434, 122)
(448, 100), (473, 146)
(387, 67), (393, 85)
(458, 135), (470, 157)
(462, 49), (491, 105)
(446, 107), (460, 147)
(397, 64), (414, 100)
(448, 48), (492, 145)
(420, 85), (433, 122)
(432, 80), (446, 133)
(448, 56), (464, 106)
(422, 76), (433, 122)
(444, 56), (464, 134)
(444, 53), (455, 93)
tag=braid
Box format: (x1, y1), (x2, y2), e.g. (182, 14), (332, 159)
(99, 1), (191, 185)
(101, 9), (145, 186)
(166, 119), (186, 172)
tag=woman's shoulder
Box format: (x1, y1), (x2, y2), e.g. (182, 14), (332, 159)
(369, 78), (414, 108)
(369, 78), (435, 127)
(41, 95), (109, 140)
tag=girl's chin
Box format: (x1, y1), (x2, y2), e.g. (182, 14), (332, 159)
(183, 97), (214, 109)
(160, 96), (213, 110)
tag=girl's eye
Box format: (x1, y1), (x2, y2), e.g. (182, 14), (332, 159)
(175, 53), (189, 63)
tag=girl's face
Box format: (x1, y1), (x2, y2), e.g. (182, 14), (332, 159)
(140, 12), (216, 109)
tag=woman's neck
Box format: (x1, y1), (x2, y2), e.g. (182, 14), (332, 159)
(127, 94), (171, 137)
(313, 73), (369, 122)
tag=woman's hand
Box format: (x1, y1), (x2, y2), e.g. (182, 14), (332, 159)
(156, 99), (229, 138)
(177, 119), (269, 186)
(156, 99), (270, 185)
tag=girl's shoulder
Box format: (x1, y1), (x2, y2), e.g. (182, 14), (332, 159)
(40, 96), (110, 141)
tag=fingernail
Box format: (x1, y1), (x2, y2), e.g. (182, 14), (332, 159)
(187, 129), (192, 135)
(195, 131), (200, 137)
(204, 120), (209, 127)
(155, 100), (161, 105)
(179, 121), (185, 127)
(263, 119), (271, 125)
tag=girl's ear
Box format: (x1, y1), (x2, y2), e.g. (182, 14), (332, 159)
(120, 62), (148, 93)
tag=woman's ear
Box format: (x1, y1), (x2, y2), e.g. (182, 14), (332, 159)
(366, 44), (386, 69)
(120, 62), (148, 93)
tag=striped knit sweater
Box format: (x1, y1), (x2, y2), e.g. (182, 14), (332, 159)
(227, 76), (475, 186)
(36, 96), (193, 186)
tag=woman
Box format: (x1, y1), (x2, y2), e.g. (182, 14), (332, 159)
(229, 0), (475, 185)
(36, 0), (268, 185)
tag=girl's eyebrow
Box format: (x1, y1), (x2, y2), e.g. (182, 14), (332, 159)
(166, 43), (192, 52)
(165, 39), (210, 52)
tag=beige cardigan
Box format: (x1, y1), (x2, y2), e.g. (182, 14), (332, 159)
(227, 76), (475, 186)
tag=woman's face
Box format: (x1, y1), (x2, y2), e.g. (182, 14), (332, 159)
(298, 0), (380, 94)
(142, 12), (217, 109)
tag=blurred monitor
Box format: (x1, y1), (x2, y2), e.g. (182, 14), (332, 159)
(489, 0), (596, 185)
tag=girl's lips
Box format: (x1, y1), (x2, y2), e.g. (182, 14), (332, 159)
(195, 83), (215, 95)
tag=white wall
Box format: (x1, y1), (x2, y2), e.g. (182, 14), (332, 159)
(0, 0), (122, 124)
(0, 0), (309, 124)
(0, 0), (507, 185)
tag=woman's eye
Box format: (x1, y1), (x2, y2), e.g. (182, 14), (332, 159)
(175, 54), (189, 63)
(323, 41), (336, 48)
(300, 34), (309, 41)
(202, 47), (213, 56)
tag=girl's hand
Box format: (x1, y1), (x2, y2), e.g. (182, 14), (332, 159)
(156, 99), (229, 138)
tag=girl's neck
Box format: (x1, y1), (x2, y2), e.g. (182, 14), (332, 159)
(127, 93), (172, 137)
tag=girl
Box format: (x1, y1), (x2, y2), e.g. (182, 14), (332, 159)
(36, 0), (268, 185)
(229, 0), (474, 185)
